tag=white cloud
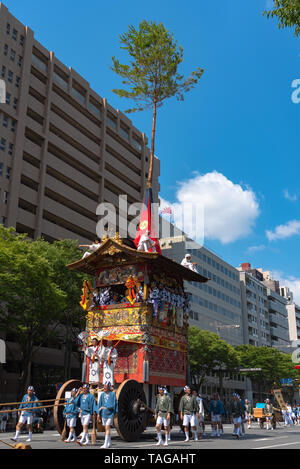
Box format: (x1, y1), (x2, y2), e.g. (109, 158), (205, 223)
(266, 220), (300, 241)
(160, 171), (260, 244)
(247, 245), (266, 253)
(283, 189), (297, 202)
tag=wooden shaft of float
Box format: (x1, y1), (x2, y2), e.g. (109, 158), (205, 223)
(0, 439), (15, 448)
(0, 397), (66, 407)
(137, 399), (155, 415)
(0, 402), (66, 414)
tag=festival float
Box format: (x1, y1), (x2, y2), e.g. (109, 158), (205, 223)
(53, 190), (208, 441)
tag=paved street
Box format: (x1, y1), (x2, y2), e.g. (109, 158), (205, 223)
(1, 423), (300, 451)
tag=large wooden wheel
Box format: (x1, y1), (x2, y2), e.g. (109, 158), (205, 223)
(54, 379), (83, 437)
(114, 379), (148, 441)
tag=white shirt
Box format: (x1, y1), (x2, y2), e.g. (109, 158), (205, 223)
(89, 243), (100, 252)
(181, 256), (198, 272)
(137, 234), (156, 252)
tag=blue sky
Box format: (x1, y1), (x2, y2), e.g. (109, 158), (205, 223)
(4, 0), (300, 299)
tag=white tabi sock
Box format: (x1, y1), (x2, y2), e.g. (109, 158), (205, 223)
(14, 430), (20, 440)
(27, 432), (32, 441)
(185, 431), (189, 441)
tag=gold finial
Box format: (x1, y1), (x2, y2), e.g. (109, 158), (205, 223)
(113, 232), (122, 244)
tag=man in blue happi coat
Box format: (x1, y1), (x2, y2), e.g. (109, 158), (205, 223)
(74, 384), (97, 446)
(11, 385), (40, 443)
(63, 388), (80, 443)
(97, 381), (118, 449)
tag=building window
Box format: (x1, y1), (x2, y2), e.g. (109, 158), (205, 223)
(0, 162), (3, 175)
(0, 137), (6, 151)
(11, 120), (16, 132)
(120, 125), (130, 141)
(12, 29), (18, 41)
(13, 98), (18, 110)
(8, 70), (13, 83)
(8, 143), (14, 155)
(3, 191), (8, 204)
(71, 83), (86, 104)
(132, 136), (142, 151)
(18, 55), (23, 67)
(15, 76), (20, 88)
(10, 49), (16, 62)
(88, 99), (101, 118)
(32, 53), (47, 73)
(4, 44), (8, 56)
(107, 114), (117, 131)
(20, 35), (24, 46)
(1, 216), (7, 226)
(53, 71), (68, 90)
(6, 23), (10, 35)
(5, 167), (11, 180)
(1, 65), (6, 78)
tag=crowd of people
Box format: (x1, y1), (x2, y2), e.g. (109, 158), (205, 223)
(3, 384), (300, 448)
(91, 283), (191, 310)
(90, 281), (191, 327)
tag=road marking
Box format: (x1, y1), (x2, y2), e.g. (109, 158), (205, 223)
(253, 436), (289, 442)
(254, 441), (300, 449)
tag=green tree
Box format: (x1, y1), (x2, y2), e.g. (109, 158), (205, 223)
(263, 0), (300, 36)
(111, 20), (204, 187)
(39, 239), (88, 381)
(236, 344), (298, 401)
(188, 327), (240, 398)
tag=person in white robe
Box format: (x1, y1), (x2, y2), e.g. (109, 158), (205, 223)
(99, 341), (118, 386)
(84, 338), (102, 386)
(181, 254), (198, 272)
(79, 239), (100, 259)
(137, 230), (157, 252)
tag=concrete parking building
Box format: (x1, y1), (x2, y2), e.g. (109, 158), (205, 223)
(0, 2), (160, 244)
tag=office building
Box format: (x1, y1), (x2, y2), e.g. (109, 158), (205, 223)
(287, 303), (300, 342)
(160, 235), (243, 345)
(160, 234), (246, 398)
(238, 265), (271, 347)
(238, 263), (290, 347)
